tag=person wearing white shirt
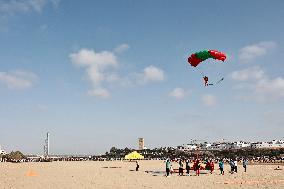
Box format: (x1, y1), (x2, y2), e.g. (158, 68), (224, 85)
(234, 160), (238, 173)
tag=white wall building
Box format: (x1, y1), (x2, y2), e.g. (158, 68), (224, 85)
(0, 145), (7, 155)
(270, 140), (284, 148)
(251, 140), (284, 149)
(251, 142), (269, 149)
(177, 139), (284, 151)
(208, 142), (235, 151)
(235, 141), (251, 148)
(177, 144), (198, 151)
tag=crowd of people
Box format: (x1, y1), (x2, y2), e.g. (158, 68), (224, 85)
(164, 158), (249, 177)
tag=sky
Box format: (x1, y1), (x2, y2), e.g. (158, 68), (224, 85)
(0, 0), (284, 155)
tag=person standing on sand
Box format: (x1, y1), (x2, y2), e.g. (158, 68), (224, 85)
(219, 159), (224, 175)
(195, 159), (201, 176)
(166, 159), (171, 177)
(230, 159), (235, 174)
(186, 159), (190, 176)
(243, 158), (248, 172)
(210, 160), (214, 174)
(178, 159), (184, 176)
(170, 164), (174, 175)
(234, 159), (238, 173)
(136, 160), (139, 171)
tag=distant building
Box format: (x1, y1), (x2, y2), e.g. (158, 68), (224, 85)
(251, 142), (270, 149)
(138, 138), (145, 150)
(177, 144), (197, 151)
(251, 140), (284, 149)
(234, 141), (251, 148)
(271, 139), (284, 147)
(177, 139), (284, 151)
(207, 142), (235, 151)
(177, 140), (211, 152)
(0, 145), (7, 155)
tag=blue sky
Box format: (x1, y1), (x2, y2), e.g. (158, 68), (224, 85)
(0, 0), (283, 155)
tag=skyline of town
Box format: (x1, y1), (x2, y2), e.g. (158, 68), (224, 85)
(1, 137), (284, 156)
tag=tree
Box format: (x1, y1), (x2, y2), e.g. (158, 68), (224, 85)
(4, 151), (26, 162)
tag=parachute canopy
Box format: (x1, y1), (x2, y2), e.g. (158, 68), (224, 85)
(188, 50), (226, 67)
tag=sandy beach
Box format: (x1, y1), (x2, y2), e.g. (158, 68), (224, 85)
(0, 161), (283, 189)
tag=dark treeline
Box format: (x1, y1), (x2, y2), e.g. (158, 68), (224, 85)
(1, 148), (284, 163)
(102, 147), (177, 160)
(102, 147), (284, 162)
(0, 151), (26, 162)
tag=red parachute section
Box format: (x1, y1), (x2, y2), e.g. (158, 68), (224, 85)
(208, 50), (226, 62)
(187, 50), (226, 67)
(187, 54), (202, 67)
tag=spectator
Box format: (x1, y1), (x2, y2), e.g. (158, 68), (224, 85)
(234, 159), (238, 173)
(186, 159), (190, 176)
(136, 161), (139, 171)
(243, 158), (248, 172)
(219, 159), (224, 175)
(166, 159), (171, 177)
(179, 159), (184, 176)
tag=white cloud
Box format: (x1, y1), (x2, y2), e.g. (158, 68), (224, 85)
(87, 88), (110, 99)
(0, 70), (38, 90)
(230, 67), (284, 102)
(169, 88), (186, 99)
(114, 44), (130, 54)
(239, 41), (276, 62)
(0, 0), (60, 15)
(70, 49), (117, 68)
(50, 0), (60, 8)
(70, 47), (166, 98)
(70, 49), (117, 98)
(202, 94), (217, 107)
(230, 66), (265, 82)
(129, 65), (166, 85)
(142, 65), (165, 82)
(254, 77), (284, 102)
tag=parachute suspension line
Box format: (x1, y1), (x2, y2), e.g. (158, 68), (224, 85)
(187, 63), (204, 77)
(214, 71), (224, 85)
(195, 66), (205, 77)
(216, 77), (224, 84)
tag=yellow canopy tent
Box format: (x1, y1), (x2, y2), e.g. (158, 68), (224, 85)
(124, 151), (144, 160)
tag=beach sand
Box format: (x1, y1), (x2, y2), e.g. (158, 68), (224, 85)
(0, 161), (283, 189)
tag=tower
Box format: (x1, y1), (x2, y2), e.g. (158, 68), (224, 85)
(138, 138), (144, 150)
(44, 132), (50, 157)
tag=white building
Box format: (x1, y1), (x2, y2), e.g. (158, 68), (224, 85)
(177, 144), (198, 151)
(251, 142), (269, 149)
(270, 140), (284, 148)
(0, 145), (7, 155)
(235, 141), (251, 148)
(208, 142), (235, 151)
(251, 140), (284, 149)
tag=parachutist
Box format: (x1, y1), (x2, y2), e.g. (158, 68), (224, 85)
(203, 76), (209, 86)
(187, 50), (227, 87)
